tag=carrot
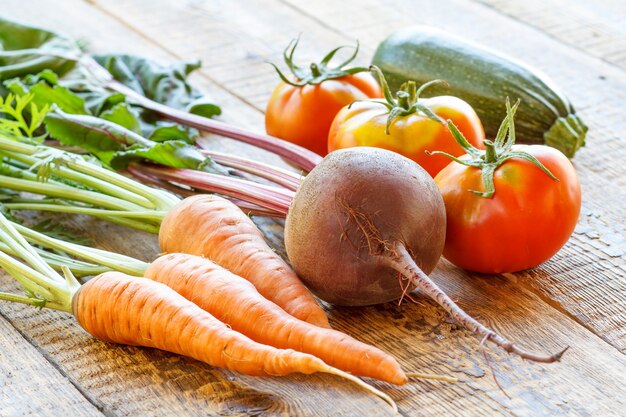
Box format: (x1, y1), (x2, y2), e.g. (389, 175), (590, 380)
(73, 272), (395, 410)
(159, 194), (331, 328)
(145, 252), (406, 384)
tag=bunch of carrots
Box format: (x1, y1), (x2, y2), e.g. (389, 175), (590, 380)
(0, 212), (392, 408)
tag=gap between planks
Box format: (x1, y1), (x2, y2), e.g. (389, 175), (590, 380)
(501, 271), (625, 356)
(271, 0), (626, 354)
(3, 1), (620, 412)
(281, 0), (626, 78)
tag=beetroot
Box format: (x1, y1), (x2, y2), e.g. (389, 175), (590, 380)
(285, 147), (445, 305)
(285, 147), (566, 363)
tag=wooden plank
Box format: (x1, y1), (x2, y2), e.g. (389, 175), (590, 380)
(0, 313), (103, 417)
(2, 221), (626, 417)
(474, 0), (626, 70)
(91, 0), (626, 352)
(87, 0), (372, 112)
(0, 292), (385, 417)
(4, 0), (298, 169)
(1, 0), (624, 416)
(70, 1), (626, 415)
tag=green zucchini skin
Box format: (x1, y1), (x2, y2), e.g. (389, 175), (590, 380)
(372, 26), (587, 157)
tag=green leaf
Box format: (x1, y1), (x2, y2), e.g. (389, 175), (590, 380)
(93, 54), (220, 117)
(0, 18), (81, 80)
(45, 109), (132, 164)
(108, 140), (223, 173)
(30, 218), (91, 246)
(45, 109), (224, 173)
(187, 97), (222, 119)
(0, 19), (221, 134)
(148, 124), (194, 143)
(134, 109), (197, 143)
(0, 20), (227, 176)
(100, 103), (141, 133)
(83, 91), (126, 116)
(59, 66), (126, 115)
(0, 93), (50, 137)
(23, 69), (59, 85)
(27, 82), (86, 115)
(4, 70), (87, 115)
(64, 55), (215, 140)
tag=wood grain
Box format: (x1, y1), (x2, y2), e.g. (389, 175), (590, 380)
(282, 0), (626, 352)
(1, 1), (391, 415)
(475, 0), (626, 70)
(0, 314), (103, 417)
(0, 0), (624, 416)
(0, 301), (393, 417)
(88, 0), (372, 112)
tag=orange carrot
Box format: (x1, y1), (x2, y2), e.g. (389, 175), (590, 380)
(145, 252), (407, 384)
(159, 194), (330, 328)
(73, 272), (395, 409)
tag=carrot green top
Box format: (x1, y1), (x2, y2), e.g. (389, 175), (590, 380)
(0, 208), (148, 312)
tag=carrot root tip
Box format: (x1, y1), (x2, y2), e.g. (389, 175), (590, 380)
(405, 371), (459, 383)
(324, 367), (397, 413)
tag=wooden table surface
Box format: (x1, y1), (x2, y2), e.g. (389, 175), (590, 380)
(1, 0), (625, 416)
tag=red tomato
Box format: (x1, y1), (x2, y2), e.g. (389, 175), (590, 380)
(435, 144), (581, 274)
(328, 95), (484, 177)
(266, 72), (381, 156)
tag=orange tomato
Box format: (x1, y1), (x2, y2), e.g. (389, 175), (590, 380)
(328, 95), (484, 177)
(266, 72), (381, 156)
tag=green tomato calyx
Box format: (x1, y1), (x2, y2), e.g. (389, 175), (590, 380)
(428, 98), (559, 199)
(369, 66), (446, 134)
(269, 37), (369, 87)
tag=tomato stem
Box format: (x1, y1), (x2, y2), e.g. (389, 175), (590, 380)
(484, 140), (498, 163)
(430, 98), (559, 199)
(310, 63), (322, 78)
(268, 37), (369, 87)
(369, 66), (445, 134)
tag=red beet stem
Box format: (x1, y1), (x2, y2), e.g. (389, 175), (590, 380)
(200, 150), (303, 191)
(126, 165), (284, 217)
(128, 164), (292, 216)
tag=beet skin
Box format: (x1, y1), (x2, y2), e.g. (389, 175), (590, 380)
(284, 147), (446, 306)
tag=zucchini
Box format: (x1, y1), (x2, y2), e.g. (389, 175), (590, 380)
(372, 26), (587, 157)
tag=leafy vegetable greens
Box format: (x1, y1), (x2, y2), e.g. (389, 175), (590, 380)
(0, 17), (224, 173)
